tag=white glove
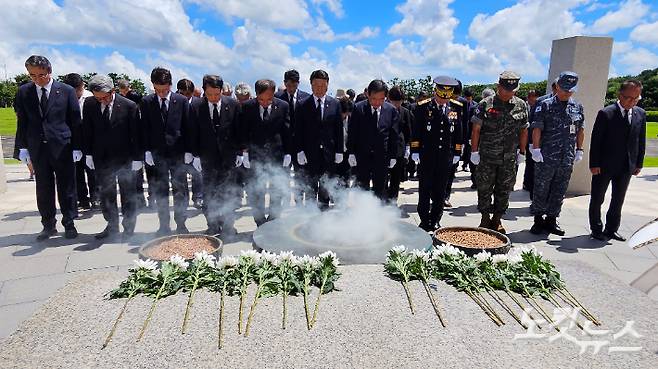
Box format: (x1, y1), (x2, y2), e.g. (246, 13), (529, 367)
(131, 161), (143, 171)
(235, 155), (244, 167)
(145, 151), (155, 166)
(184, 152), (193, 164)
(297, 151), (307, 165)
(389, 158), (397, 168)
(192, 157), (202, 172)
(529, 143), (534, 151)
(282, 154), (292, 167)
(411, 153), (420, 165)
(470, 151), (480, 165)
(243, 152), (251, 169)
(348, 154), (357, 167)
(575, 149), (584, 163)
(73, 150), (83, 162)
(18, 148), (30, 164)
(85, 155), (95, 170)
(335, 153), (343, 164)
(531, 148), (543, 163)
(404, 145), (411, 159)
(452, 155), (460, 165)
(516, 150), (525, 164)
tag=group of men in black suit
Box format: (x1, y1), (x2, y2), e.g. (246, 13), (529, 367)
(14, 54), (647, 242)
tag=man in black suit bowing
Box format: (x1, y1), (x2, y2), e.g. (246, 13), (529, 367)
(241, 79), (292, 226)
(141, 67), (191, 236)
(275, 69), (310, 205)
(294, 70), (344, 209)
(82, 75), (142, 239)
(15, 55), (82, 240)
(589, 80), (646, 241)
(187, 75), (241, 236)
(346, 79), (400, 201)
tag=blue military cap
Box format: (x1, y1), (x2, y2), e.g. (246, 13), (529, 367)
(433, 75), (459, 98)
(557, 71), (579, 92)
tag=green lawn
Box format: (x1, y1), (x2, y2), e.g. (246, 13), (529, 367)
(647, 122), (658, 139)
(0, 107), (17, 136)
(644, 157), (658, 168)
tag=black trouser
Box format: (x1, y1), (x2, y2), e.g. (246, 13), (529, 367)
(334, 159), (352, 189)
(387, 156), (406, 203)
(33, 142), (77, 229)
(96, 160), (137, 232)
(523, 148), (535, 199)
(151, 153), (188, 229)
(589, 171), (632, 234)
(203, 164), (240, 231)
(356, 153), (388, 201)
(291, 158), (306, 205)
(417, 153), (452, 226)
(304, 157), (332, 209)
(185, 163), (203, 203)
(135, 166), (155, 202)
(407, 160), (417, 178)
(247, 162), (285, 225)
(75, 157), (96, 204)
(445, 162), (458, 201)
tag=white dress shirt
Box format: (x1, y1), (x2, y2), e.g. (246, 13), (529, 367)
(208, 100), (222, 120)
(616, 101), (632, 124)
(160, 91), (172, 110)
(314, 95), (326, 119)
(259, 104), (271, 120)
(35, 78), (54, 101)
(101, 93), (116, 120)
(371, 106), (381, 125)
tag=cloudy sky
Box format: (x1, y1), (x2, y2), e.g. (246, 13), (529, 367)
(1, 0), (657, 92)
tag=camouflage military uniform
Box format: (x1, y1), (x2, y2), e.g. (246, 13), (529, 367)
(472, 95), (529, 215)
(530, 96), (584, 217)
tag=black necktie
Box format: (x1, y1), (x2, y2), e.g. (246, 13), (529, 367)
(102, 105), (110, 125)
(263, 106), (269, 121)
(373, 108), (378, 126)
(316, 98), (322, 121)
(40, 87), (48, 116)
(212, 103), (219, 128)
(160, 98), (168, 123)
(288, 93), (295, 113)
(623, 109), (629, 124)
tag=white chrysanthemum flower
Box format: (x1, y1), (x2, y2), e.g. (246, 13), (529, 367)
(443, 245), (462, 256)
(169, 254), (189, 270)
(507, 253), (523, 264)
(279, 250), (295, 263)
(216, 256), (238, 269)
(474, 251), (492, 263)
(410, 249), (430, 261)
(391, 245), (407, 254)
(261, 251), (279, 265)
(318, 250), (339, 267)
(240, 249), (262, 262)
(299, 254), (313, 265)
(310, 256), (322, 269)
(492, 254), (509, 264)
(194, 250), (216, 266)
(133, 258), (158, 271)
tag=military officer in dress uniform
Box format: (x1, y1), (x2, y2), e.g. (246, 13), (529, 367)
(410, 76), (463, 232)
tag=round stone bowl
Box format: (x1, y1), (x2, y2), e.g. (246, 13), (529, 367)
(432, 226), (511, 256)
(138, 234), (223, 262)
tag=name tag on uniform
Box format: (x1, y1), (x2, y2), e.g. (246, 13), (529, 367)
(570, 124), (576, 134)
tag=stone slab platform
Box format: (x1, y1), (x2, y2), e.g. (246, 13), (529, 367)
(0, 261), (656, 369)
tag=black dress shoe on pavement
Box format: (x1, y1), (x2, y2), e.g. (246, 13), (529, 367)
(176, 225), (190, 234)
(36, 227), (57, 241)
(64, 227), (79, 239)
(604, 231), (626, 242)
(122, 228), (135, 238)
(529, 215), (546, 235)
(444, 201), (452, 208)
(95, 226), (119, 239)
(155, 227), (171, 237)
(544, 217), (565, 236)
(418, 222), (436, 232)
(591, 231), (607, 241)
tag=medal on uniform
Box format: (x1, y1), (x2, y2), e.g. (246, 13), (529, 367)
(450, 125), (454, 132)
(427, 122), (432, 131)
(570, 124), (576, 134)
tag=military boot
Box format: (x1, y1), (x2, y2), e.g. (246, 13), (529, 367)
(491, 214), (506, 234)
(529, 215), (546, 234)
(478, 213), (491, 228)
(544, 216), (565, 236)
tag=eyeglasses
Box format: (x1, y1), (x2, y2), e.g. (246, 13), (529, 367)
(29, 73), (49, 79)
(619, 94), (641, 102)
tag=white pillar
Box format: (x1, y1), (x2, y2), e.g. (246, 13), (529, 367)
(0, 136), (7, 194)
(546, 36), (613, 195)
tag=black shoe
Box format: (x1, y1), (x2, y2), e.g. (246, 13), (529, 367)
(91, 200), (101, 210)
(544, 217), (565, 236)
(155, 227), (171, 237)
(64, 227), (79, 239)
(529, 216), (545, 235)
(95, 226), (119, 239)
(36, 227), (57, 241)
(123, 227), (135, 238)
(462, 167), (469, 172)
(604, 231), (626, 241)
(136, 197), (147, 209)
(176, 225), (190, 234)
(444, 201), (452, 208)
(78, 201), (91, 210)
(254, 217), (267, 227)
(205, 227), (220, 236)
(418, 222), (435, 232)
(591, 231), (607, 241)
(470, 184), (477, 189)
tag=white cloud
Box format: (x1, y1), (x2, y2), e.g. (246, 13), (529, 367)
(589, 0), (649, 34)
(630, 21), (658, 46)
(311, 0), (345, 18)
(305, 18), (379, 42)
(616, 47), (658, 74)
(189, 0), (311, 29)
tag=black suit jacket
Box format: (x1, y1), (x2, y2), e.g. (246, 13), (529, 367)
(140, 92), (189, 156)
(239, 97), (291, 163)
(188, 96), (241, 168)
(82, 93), (141, 164)
(347, 101), (400, 161)
(294, 95), (344, 169)
(275, 89), (310, 119)
(590, 103), (646, 175)
(396, 105), (413, 157)
(15, 80), (81, 160)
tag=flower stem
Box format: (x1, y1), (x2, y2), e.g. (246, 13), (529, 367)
(401, 279), (415, 315)
(558, 288), (600, 325)
(137, 281), (166, 342)
(505, 290), (542, 330)
(526, 295), (559, 332)
(545, 292), (584, 331)
(218, 284), (226, 349)
(310, 276), (328, 328)
(282, 292), (288, 330)
(474, 288), (504, 324)
(102, 294), (134, 349)
(467, 289), (502, 326)
(244, 284), (262, 337)
(422, 280), (445, 327)
(303, 280), (311, 330)
(181, 270), (200, 334)
(237, 278), (248, 335)
(487, 289), (526, 329)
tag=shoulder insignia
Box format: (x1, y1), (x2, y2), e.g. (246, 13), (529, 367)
(417, 98), (432, 106)
(449, 99), (463, 107)
(535, 106), (541, 113)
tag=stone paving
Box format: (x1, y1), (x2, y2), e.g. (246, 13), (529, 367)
(0, 163), (657, 339)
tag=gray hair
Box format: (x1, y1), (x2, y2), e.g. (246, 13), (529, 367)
(234, 82), (251, 97)
(25, 55), (52, 73)
(222, 82), (233, 94)
(117, 79), (131, 90)
(88, 74), (115, 93)
(481, 88), (495, 99)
